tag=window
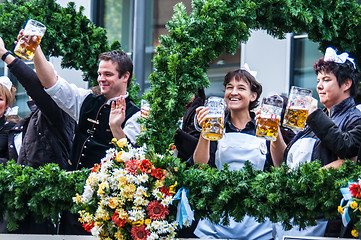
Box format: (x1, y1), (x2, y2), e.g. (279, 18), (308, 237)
(291, 34), (323, 101)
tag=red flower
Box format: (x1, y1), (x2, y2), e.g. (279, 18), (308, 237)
(131, 224), (150, 240)
(151, 168), (166, 180)
(159, 186), (171, 196)
(125, 159), (140, 175)
(82, 222), (94, 232)
(147, 200), (169, 220)
(350, 182), (361, 198)
(139, 159), (153, 173)
(92, 163), (101, 173)
(112, 211), (126, 228)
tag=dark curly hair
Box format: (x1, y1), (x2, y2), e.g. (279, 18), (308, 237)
(98, 50), (133, 87)
(223, 69), (263, 110)
(313, 58), (360, 98)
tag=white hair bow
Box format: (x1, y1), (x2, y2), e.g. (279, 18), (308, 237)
(241, 63), (257, 78)
(324, 47), (356, 69)
(0, 76), (12, 91)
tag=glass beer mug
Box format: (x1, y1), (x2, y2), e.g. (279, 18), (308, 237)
(256, 94), (283, 141)
(201, 96), (226, 141)
(283, 86), (313, 131)
(14, 19), (47, 61)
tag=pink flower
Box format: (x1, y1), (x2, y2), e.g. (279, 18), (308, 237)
(125, 159), (140, 175)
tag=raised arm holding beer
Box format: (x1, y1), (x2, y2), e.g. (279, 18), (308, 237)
(19, 30), (141, 172)
(189, 65), (274, 240)
(268, 47), (361, 171)
(266, 47), (361, 240)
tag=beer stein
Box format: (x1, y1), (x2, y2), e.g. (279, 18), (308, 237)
(201, 96), (226, 141)
(256, 94), (283, 141)
(283, 86), (313, 131)
(14, 19), (47, 61)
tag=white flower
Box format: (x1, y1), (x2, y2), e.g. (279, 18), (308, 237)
(126, 174), (137, 183)
(134, 197), (144, 206)
(152, 188), (163, 200)
(147, 232), (159, 240)
(128, 209), (145, 221)
(119, 151), (131, 162)
(137, 173), (149, 184)
(150, 220), (162, 231)
(91, 225), (101, 237)
(85, 172), (98, 187)
(161, 196), (173, 206)
(136, 186), (148, 195)
(82, 185), (94, 203)
(104, 148), (116, 160)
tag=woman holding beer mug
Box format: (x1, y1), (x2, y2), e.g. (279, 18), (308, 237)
(0, 76), (17, 160)
(189, 65), (273, 239)
(270, 47), (361, 238)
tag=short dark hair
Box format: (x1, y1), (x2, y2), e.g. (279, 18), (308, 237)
(99, 50), (133, 87)
(223, 69), (263, 110)
(313, 58), (360, 98)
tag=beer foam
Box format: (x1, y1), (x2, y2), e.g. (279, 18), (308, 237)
(23, 28), (44, 36)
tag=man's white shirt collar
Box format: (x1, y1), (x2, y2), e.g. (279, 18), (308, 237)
(106, 92), (129, 105)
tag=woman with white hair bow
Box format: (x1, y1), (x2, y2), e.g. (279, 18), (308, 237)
(270, 47), (361, 238)
(0, 76), (17, 160)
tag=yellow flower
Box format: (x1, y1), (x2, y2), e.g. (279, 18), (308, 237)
(144, 219), (151, 225)
(352, 229), (359, 237)
(111, 138), (118, 144)
(169, 181), (178, 194)
(351, 201), (358, 209)
(117, 138), (128, 148)
(117, 209), (128, 219)
(338, 206), (344, 214)
(108, 197), (119, 209)
(73, 193), (82, 204)
(131, 219), (144, 226)
(118, 176), (127, 188)
(116, 151), (124, 162)
(115, 231), (124, 240)
(97, 182), (109, 196)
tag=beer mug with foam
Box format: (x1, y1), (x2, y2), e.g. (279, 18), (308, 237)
(283, 86), (313, 131)
(201, 96), (226, 141)
(256, 95), (283, 141)
(14, 19), (46, 61)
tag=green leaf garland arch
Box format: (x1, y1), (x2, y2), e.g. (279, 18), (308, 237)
(139, 0), (361, 153)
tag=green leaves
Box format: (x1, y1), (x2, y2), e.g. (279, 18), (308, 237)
(0, 161), (89, 231)
(178, 160), (361, 230)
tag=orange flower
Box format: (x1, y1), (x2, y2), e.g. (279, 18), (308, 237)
(139, 159), (153, 173)
(151, 168), (166, 180)
(131, 225), (150, 240)
(92, 163), (101, 173)
(82, 222), (94, 232)
(112, 212), (126, 228)
(349, 183), (361, 198)
(125, 159), (140, 175)
(147, 200), (169, 220)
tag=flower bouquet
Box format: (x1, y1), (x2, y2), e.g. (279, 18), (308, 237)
(73, 138), (181, 240)
(339, 180), (361, 238)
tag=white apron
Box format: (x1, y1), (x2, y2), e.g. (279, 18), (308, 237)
(194, 132), (272, 239)
(286, 137), (316, 170)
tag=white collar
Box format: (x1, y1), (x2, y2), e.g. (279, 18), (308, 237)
(106, 92), (129, 105)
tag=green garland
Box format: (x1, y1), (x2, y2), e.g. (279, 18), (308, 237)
(1, 158), (360, 231)
(0, 161), (89, 231)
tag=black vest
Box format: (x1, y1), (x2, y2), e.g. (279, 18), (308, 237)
(69, 94), (139, 170)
